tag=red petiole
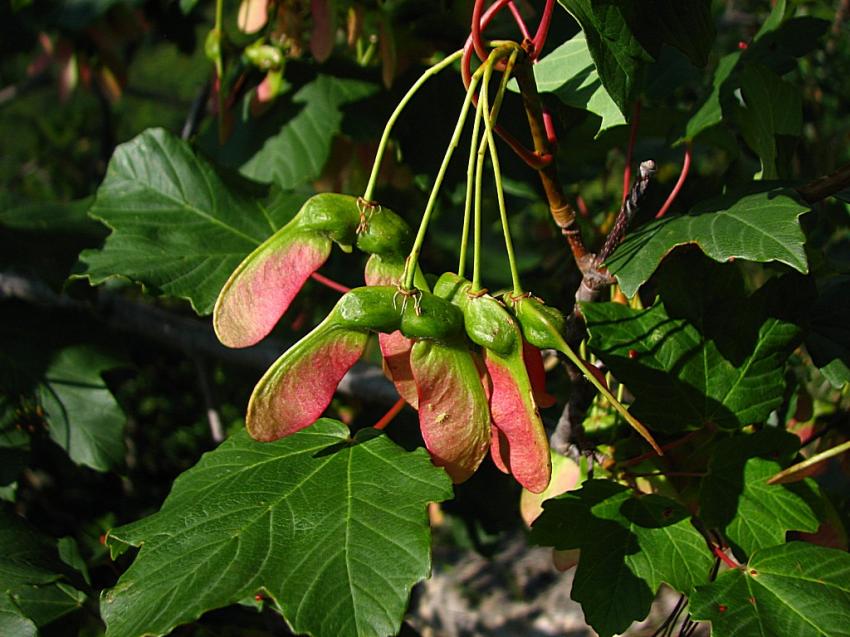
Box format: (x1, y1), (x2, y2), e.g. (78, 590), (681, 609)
(373, 396), (407, 430)
(310, 272), (351, 294)
(655, 142), (693, 219)
(712, 545), (741, 570)
(621, 100), (642, 205)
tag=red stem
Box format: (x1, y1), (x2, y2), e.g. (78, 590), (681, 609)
(471, 0), (491, 65)
(542, 107), (557, 145)
(655, 143), (693, 219)
(713, 545), (741, 570)
(373, 397), (406, 430)
(461, 35), (552, 170)
(310, 272), (351, 294)
(621, 99), (642, 205)
(507, 1), (531, 39)
(531, 0), (555, 56)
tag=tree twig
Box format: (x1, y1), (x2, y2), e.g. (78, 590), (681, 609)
(0, 271), (398, 405)
(797, 162), (850, 203)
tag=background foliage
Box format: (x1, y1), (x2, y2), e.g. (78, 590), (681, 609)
(2, 1), (850, 636)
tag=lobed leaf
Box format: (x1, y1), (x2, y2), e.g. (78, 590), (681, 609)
(526, 32), (625, 135)
(101, 421), (453, 637)
(0, 509), (87, 630)
(700, 430), (820, 559)
(531, 480), (714, 637)
(38, 345), (127, 472)
(585, 257), (804, 433)
(77, 128), (306, 314)
(690, 542), (850, 637)
(606, 186), (810, 298)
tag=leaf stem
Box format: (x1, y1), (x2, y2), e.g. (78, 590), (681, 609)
(712, 545), (741, 570)
(482, 49), (524, 295)
(547, 329), (662, 455)
(310, 272), (351, 294)
(373, 397), (406, 430)
(655, 142), (693, 219)
(621, 99), (642, 206)
(363, 49), (464, 203)
(767, 439), (850, 484)
(459, 89), (485, 278)
(403, 66), (483, 289)
(214, 0), (226, 142)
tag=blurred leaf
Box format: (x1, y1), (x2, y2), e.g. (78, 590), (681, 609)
(530, 480), (713, 637)
(102, 420), (453, 637)
(584, 259), (803, 433)
(206, 75), (377, 189)
(690, 542), (850, 636)
(735, 64), (802, 180)
(0, 598), (36, 637)
(38, 345), (127, 472)
(528, 32), (625, 134)
(805, 276), (850, 388)
(0, 508), (86, 629)
(606, 187), (810, 298)
(700, 430), (819, 558)
(76, 128), (307, 314)
(681, 51), (741, 142)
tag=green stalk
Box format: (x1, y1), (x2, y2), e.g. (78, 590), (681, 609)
(768, 440), (850, 485)
(214, 0), (225, 142)
(458, 94), (485, 278)
(552, 331), (662, 455)
(470, 68), (489, 293)
(363, 49), (464, 203)
(402, 70), (482, 290)
(482, 49), (523, 296)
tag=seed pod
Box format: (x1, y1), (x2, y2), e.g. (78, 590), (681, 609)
(410, 340), (490, 482)
(507, 295), (662, 456)
(356, 206), (412, 257)
(335, 285), (400, 332)
(214, 229), (332, 348)
(484, 341), (552, 494)
(246, 315), (368, 441)
(398, 291), (464, 341)
(522, 341), (556, 408)
(380, 330), (418, 408)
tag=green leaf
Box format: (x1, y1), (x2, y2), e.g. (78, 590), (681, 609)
(530, 480), (713, 637)
(735, 64), (802, 180)
(628, 0), (715, 68)
(38, 345), (126, 472)
(0, 508), (86, 628)
(529, 32), (625, 134)
(204, 75), (377, 189)
(584, 258), (803, 433)
(699, 430), (820, 559)
(681, 51), (741, 142)
(558, 0), (652, 114)
(76, 128), (307, 315)
(754, 0), (789, 40)
(101, 420), (453, 637)
(606, 186), (810, 298)
(690, 542), (850, 637)
(0, 597), (36, 637)
(806, 276), (850, 387)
